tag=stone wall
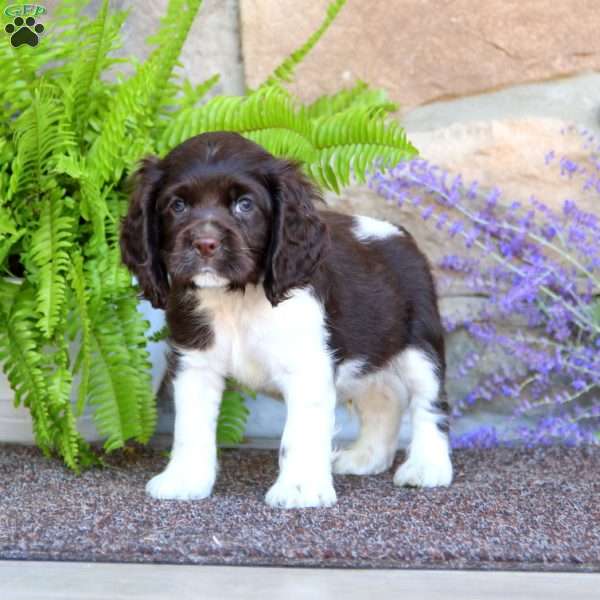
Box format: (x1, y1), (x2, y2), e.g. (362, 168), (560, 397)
(241, 0), (600, 109)
(45, 1), (600, 441)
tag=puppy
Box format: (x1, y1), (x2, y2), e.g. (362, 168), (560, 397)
(120, 131), (452, 508)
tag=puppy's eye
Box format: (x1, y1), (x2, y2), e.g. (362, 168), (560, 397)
(171, 198), (187, 214)
(234, 196), (254, 215)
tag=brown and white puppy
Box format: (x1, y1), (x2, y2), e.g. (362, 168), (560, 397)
(120, 131), (452, 509)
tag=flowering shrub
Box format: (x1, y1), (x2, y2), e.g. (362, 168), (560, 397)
(370, 127), (600, 447)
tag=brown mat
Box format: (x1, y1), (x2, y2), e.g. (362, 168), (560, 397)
(1, 444), (599, 571)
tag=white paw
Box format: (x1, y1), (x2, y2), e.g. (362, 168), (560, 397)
(393, 453), (453, 488)
(266, 476), (337, 509)
(332, 446), (394, 475)
(145, 468), (215, 500)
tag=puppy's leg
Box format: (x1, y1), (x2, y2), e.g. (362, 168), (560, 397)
(266, 366), (337, 509)
(146, 357), (224, 500)
(333, 379), (407, 475)
(394, 347), (453, 488)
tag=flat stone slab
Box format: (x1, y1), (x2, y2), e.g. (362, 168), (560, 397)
(1, 445), (599, 570)
(240, 0), (600, 108)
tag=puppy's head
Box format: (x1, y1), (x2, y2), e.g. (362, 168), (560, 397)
(120, 132), (328, 309)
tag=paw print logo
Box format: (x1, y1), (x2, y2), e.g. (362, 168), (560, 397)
(5, 16), (44, 48)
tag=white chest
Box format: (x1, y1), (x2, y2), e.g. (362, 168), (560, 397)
(190, 285), (331, 394)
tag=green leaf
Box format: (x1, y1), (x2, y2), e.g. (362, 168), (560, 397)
(0, 285), (52, 450)
(28, 187), (74, 338)
(261, 0), (348, 87)
(217, 386), (249, 445)
(87, 299), (145, 452)
(8, 86), (75, 202)
(179, 74), (220, 110)
(0, 206), (16, 235)
(69, 250), (92, 416)
(303, 81), (398, 119)
(65, 0), (128, 141)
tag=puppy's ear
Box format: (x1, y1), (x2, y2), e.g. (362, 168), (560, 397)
(120, 156), (169, 309)
(264, 161), (329, 306)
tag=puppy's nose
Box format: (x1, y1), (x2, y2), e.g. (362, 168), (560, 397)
(193, 237), (220, 258)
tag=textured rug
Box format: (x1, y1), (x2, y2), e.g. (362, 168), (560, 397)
(1, 444), (599, 571)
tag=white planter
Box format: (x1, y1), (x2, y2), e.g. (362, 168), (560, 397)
(0, 371), (102, 443)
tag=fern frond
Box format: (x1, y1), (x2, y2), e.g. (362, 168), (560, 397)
(147, 324), (169, 343)
(86, 0), (204, 184)
(307, 107), (418, 192)
(217, 389), (250, 445)
(160, 85), (415, 194)
(45, 363), (80, 471)
(245, 129), (318, 164)
(158, 84), (312, 156)
(261, 0), (347, 87)
(0, 286), (51, 449)
(69, 250), (92, 416)
(9, 86), (75, 201)
(116, 297), (157, 442)
(178, 74), (220, 111)
(28, 187), (74, 338)
(0, 278), (20, 314)
(88, 300), (143, 451)
(53, 154), (109, 251)
(86, 291), (156, 451)
(86, 191), (133, 303)
(1, 40), (39, 108)
(65, 0), (128, 140)
(303, 81), (398, 119)
(144, 0), (204, 117)
(0, 205), (16, 235)
(85, 64), (157, 184)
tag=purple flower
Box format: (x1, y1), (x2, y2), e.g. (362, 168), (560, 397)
(560, 157), (579, 178)
(451, 426), (501, 449)
(369, 136), (600, 447)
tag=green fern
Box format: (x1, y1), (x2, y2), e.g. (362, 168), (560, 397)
(307, 106), (417, 192)
(178, 74), (221, 111)
(304, 80), (398, 119)
(65, 0), (128, 139)
(144, 0), (204, 118)
(69, 250), (92, 416)
(28, 187), (74, 338)
(0, 285), (52, 448)
(9, 87), (75, 202)
(262, 0), (348, 86)
(218, 388), (251, 446)
(114, 296), (157, 443)
(45, 362), (78, 469)
(0, 0), (417, 470)
(87, 301), (144, 451)
(158, 84), (314, 160)
(159, 84), (416, 193)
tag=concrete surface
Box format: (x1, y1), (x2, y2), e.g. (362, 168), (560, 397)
(1, 562), (600, 600)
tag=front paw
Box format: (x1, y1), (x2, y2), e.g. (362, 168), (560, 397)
(266, 476), (337, 509)
(393, 453), (453, 488)
(146, 468), (214, 500)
